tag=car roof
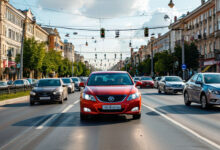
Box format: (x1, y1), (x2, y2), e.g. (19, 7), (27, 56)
(91, 71), (128, 74)
(39, 78), (61, 80)
(199, 73), (220, 75)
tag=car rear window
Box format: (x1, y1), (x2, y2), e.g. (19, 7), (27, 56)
(87, 73), (133, 86)
(62, 78), (71, 84)
(13, 80), (24, 84)
(38, 79), (61, 87)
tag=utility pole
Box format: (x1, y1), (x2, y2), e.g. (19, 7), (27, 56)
(19, 21), (25, 79)
(181, 32), (185, 80)
(151, 38), (154, 77)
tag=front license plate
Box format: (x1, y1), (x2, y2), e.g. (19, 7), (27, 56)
(102, 105), (121, 110)
(40, 97), (50, 100)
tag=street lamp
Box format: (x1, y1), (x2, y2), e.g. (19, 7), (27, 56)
(168, 0), (174, 8)
(151, 34), (155, 77)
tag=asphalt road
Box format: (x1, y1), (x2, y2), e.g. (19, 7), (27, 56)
(0, 89), (220, 150)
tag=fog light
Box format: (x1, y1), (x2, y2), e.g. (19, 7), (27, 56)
(83, 107), (91, 112)
(131, 107), (139, 112)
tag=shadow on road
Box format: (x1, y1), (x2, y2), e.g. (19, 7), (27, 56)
(146, 104), (220, 116)
(1, 102), (63, 108)
(13, 112), (138, 127)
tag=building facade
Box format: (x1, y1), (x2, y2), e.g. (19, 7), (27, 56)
(0, 0), (25, 80)
(43, 27), (64, 56)
(64, 41), (74, 62)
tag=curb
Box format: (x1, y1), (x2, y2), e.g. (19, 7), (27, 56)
(0, 96), (30, 106)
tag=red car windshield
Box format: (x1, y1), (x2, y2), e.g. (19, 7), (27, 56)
(87, 73), (133, 86)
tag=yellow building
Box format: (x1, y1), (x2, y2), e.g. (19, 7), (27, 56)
(0, 0), (25, 80)
(171, 0), (220, 72)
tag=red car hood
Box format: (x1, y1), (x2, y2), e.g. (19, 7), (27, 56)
(85, 85), (136, 95)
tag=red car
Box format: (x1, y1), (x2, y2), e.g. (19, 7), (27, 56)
(140, 76), (154, 88)
(80, 71), (142, 120)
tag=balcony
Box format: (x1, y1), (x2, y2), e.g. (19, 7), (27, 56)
(204, 52), (215, 59)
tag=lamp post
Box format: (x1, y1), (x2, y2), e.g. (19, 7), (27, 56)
(151, 35), (154, 77)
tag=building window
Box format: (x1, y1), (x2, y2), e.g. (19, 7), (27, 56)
(218, 16), (220, 30)
(209, 25), (212, 34)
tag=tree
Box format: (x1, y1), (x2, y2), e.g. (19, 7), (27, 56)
(174, 42), (199, 70)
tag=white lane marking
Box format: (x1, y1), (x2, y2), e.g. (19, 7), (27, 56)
(142, 104), (220, 150)
(74, 100), (80, 105)
(62, 105), (74, 113)
(36, 114), (57, 130)
(36, 100), (80, 130)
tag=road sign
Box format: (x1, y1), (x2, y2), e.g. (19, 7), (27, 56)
(182, 64), (186, 70)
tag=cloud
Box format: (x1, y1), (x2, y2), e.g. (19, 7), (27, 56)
(38, 0), (149, 18)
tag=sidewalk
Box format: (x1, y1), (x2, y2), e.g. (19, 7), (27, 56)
(0, 96), (29, 106)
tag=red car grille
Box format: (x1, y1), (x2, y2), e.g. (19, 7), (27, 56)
(96, 95), (126, 103)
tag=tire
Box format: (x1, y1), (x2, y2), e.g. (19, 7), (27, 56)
(201, 95), (210, 109)
(164, 86), (167, 94)
(30, 101), (34, 106)
(158, 87), (161, 93)
(80, 113), (88, 121)
(133, 114), (141, 120)
(59, 95), (64, 104)
(184, 92), (191, 106)
(64, 96), (68, 101)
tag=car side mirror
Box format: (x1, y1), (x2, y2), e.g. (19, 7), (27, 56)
(195, 81), (203, 85)
(136, 81), (142, 87)
(79, 82), (85, 87)
(62, 85), (67, 87)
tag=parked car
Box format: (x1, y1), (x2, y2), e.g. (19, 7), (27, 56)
(30, 78), (68, 105)
(0, 81), (8, 88)
(61, 78), (75, 93)
(183, 73), (220, 109)
(158, 76), (185, 94)
(133, 77), (141, 84)
(71, 77), (81, 91)
(80, 71), (142, 120)
(7, 80), (13, 85)
(140, 76), (154, 88)
(13, 79), (30, 86)
(154, 77), (162, 88)
(27, 78), (38, 86)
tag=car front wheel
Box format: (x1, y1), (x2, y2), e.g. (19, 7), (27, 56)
(201, 95), (210, 109)
(133, 114), (141, 120)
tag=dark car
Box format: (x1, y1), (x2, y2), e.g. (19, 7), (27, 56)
(183, 73), (220, 109)
(30, 78), (68, 105)
(62, 78), (75, 93)
(158, 76), (185, 94)
(140, 76), (154, 88)
(154, 77), (162, 88)
(71, 77), (81, 91)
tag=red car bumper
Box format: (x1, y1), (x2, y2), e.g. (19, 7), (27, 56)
(141, 82), (154, 88)
(80, 97), (141, 115)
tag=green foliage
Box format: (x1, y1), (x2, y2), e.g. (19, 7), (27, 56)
(174, 42), (199, 70)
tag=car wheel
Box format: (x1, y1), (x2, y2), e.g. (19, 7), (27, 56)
(164, 87), (167, 94)
(201, 95), (210, 109)
(59, 95), (64, 104)
(80, 113), (88, 121)
(184, 92), (191, 106)
(30, 101), (34, 106)
(133, 114), (141, 120)
(158, 87), (161, 93)
(64, 96), (68, 101)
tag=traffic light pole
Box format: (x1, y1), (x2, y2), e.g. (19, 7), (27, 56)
(151, 39), (154, 77)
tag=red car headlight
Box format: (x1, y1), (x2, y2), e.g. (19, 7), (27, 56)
(83, 93), (96, 102)
(127, 92), (140, 101)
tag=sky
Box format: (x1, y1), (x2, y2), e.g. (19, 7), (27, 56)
(11, 0), (201, 70)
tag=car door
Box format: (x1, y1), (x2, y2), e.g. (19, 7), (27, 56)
(193, 74), (203, 102)
(159, 77), (165, 91)
(190, 74), (200, 101)
(186, 74), (198, 101)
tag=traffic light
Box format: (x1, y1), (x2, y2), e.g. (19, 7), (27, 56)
(144, 27), (149, 37)
(115, 30), (119, 38)
(100, 28), (105, 38)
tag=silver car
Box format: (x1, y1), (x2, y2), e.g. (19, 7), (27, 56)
(62, 78), (75, 93)
(183, 73), (220, 109)
(158, 76), (185, 94)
